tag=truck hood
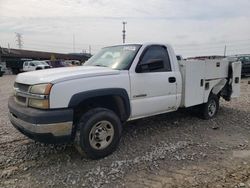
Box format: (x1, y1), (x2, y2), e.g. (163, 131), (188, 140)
(16, 66), (120, 85)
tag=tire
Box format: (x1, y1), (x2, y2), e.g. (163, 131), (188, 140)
(74, 108), (122, 159)
(201, 94), (219, 120)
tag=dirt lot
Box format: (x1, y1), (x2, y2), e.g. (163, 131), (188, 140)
(0, 75), (250, 188)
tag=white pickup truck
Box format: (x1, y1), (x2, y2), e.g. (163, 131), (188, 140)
(23, 60), (50, 72)
(8, 43), (241, 159)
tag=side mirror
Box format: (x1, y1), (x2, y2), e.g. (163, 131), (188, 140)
(136, 59), (164, 73)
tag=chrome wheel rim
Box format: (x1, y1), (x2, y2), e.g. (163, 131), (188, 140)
(89, 120), (114, 150)
(208, 100), (217, 117)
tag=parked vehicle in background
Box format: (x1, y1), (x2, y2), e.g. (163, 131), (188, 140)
(227, 55), (250, 76)
(46, 60), (69, 68)
(8, 43), (241, 159)
(6, 58), (32, 74)
(23, 61), (50, 72)
(63, 60), (74, 67)
(0, 65), (5, 77)
(64, 60), (81, 66)
(237, 56), (250, 76)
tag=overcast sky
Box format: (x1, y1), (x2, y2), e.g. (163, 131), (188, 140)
(0, 0), (250, 57)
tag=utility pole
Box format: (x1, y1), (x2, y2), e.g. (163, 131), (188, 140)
(224, 45), (227, 57)
(15, 33), (23, 49)
(89, 45), (91, 54)
(122, 21), (127, 44)
(73, 34), (75, 53)
(8, 43), (11, 53)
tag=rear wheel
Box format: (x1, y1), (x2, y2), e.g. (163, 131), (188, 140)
(201, 94), (219, 120)
(74, 108), (122, 159)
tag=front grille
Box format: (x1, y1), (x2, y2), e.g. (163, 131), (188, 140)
(14, 82), (30, 106)
(15, 96), (26, 104)
(14, 82), (30, 92)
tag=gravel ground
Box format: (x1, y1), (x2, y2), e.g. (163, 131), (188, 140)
(0, 75), (250, 188)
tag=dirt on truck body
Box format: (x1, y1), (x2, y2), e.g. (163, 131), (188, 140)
(0, 75), (250, 188)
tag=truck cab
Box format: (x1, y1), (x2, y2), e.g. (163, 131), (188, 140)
(126, 44), (182, 118)
(8, 43), (241, 159)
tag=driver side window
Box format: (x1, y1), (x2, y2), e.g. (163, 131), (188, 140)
(137, 45), (171, 73)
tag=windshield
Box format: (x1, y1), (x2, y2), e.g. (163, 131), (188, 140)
(32, 61), (49, 66)
(39, 61), (49, 65)
(84, 45), (141, 70)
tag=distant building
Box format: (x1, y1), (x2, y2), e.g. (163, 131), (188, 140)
(0, 47), (91, 63)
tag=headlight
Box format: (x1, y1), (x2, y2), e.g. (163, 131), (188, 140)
(29, 83), (52, 109)
(30, 83), (52, 95)
(29, 99), (49, 109)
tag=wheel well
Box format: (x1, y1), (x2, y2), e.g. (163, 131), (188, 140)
(203, 79), (227, 103)
(73, 95), (129, 124)
(207, 90), (220, 104)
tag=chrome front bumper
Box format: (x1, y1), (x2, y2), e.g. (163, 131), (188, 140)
(8, 96), (74, 143)
(9, 113), (72, 137)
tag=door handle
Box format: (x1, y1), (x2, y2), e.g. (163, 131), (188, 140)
(133, 94), (147, 98)
(168, 77), (176, 83)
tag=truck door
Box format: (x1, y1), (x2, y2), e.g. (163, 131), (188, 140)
(129, 45), (177, 119)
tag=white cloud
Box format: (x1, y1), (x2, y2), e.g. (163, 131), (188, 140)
(0, 0), (250, 57)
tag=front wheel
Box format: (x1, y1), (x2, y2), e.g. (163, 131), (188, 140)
(74, 108), (122, 159)
(201, 94), (219, 120)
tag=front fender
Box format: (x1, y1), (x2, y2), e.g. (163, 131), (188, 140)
(68, 88), (131, 119)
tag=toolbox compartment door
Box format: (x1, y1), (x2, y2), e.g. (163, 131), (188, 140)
(179, 60), (206, 107)
(231, 61), (241, 98)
